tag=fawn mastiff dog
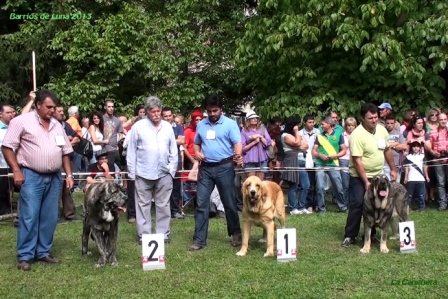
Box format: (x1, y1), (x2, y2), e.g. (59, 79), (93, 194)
(361, 174), (408, 254)
(236, 176), (286, 257)
(82, 182), (127, 267)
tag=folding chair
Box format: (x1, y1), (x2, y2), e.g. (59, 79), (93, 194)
(180, 170), (197, 215)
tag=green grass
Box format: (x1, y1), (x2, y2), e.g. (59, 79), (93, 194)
(0, 193), (446, 299)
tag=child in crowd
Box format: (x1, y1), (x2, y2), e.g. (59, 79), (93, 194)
(403, 141), (429, 211)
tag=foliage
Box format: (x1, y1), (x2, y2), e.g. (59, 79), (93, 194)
(235, 0), (448, 120)
(1, 0), (249, 116)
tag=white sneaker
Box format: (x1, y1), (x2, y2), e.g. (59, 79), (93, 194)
(299, 209), (312, 214)
(307, 207), (313, 213)
(290, 209), (302, 215)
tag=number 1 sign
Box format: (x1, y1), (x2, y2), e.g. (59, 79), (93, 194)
(276, 228), (297, 262)
(142, 234), (166, 270)
(399, 221), (417, 253)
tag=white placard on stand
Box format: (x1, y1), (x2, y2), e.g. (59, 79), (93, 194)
(142, 234), (166, 270)
(276, 228), (297, 262)
(399, 221), (417, 253)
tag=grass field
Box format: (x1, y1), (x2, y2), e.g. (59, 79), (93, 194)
(0, 193), (446, 299)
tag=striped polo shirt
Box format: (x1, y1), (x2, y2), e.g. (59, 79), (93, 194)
(2, 111), (73, 173)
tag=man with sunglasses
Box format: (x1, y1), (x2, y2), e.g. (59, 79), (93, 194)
(378, 102), (400, 131)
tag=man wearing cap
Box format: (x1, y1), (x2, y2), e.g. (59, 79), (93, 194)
(378, 102), (400, 131)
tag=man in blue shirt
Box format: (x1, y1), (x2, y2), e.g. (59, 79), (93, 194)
(189, 94), (243, 251)
(162, 107), (185, 219)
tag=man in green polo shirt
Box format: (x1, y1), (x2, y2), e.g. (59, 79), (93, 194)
(341, 103), (397, 248)
(312, 116), (348, 213)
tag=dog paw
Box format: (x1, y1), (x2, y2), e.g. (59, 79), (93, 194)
(360, 247), (370, 254)
(258, 238), (267, 243)
(380, 247), (390, 254)
(110, 261), (119, 266)
(389, 235), (399, 240)
(263, 252), (274, 257)
(236, 251), (246, 256)
(94, 263), (105, 268)
(82, 251), (92, 256)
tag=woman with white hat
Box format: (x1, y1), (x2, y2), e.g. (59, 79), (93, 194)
(240, 110), (272, 180)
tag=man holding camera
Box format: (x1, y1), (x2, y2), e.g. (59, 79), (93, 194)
(429, 112), (448, 210)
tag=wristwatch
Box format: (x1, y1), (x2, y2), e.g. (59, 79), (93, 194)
(67, 174), (74, 178)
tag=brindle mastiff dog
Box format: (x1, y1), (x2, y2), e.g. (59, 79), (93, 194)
(360, 174), (408, 254)
(82, 182), (127, 267)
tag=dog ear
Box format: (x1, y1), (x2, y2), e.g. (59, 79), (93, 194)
(242, 179), (249, 197)
(260, 183), (268, 203)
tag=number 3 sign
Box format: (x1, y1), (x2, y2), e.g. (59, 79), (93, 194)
(399, 221), (417, 253)
(142, 234), (166, 270)
(276, 228), (297, 262)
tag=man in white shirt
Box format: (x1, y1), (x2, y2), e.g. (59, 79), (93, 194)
(127, 96), (178, 244)
(299, 115), (320, 212)
(0, 103), (14, 215)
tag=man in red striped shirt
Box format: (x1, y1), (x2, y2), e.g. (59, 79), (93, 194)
(1, 90), (74, 271)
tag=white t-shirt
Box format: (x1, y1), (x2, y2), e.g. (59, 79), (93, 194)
(404, 153), (426, 182)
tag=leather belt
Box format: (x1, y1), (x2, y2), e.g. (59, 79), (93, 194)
(201, 157), (233, 167)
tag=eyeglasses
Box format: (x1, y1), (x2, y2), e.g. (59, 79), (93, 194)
(430, 113), (439, 117)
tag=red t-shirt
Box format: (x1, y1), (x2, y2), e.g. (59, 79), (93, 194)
(184, 127), (196, 156)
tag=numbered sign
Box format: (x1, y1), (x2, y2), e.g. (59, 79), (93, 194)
(142, 234), (166, 270)
(399, 221), (417, 253)
(276, 228), (297, 262)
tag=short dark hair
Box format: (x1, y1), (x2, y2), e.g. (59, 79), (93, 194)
(35, 90), (59, 105)
(360, 103), (378, 118)
(303, 114), (315, 123)
(162, 107), (173, 113)
(55, 103), (64, 109)
(0, 103), (13, 113)
(385, 113), (396, 121)
(202, 94), (223, 109)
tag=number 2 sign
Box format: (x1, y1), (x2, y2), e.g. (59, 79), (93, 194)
(142, 234), (166, 270)
(399, 221), (417, 253)
(276, 228), (297, 262)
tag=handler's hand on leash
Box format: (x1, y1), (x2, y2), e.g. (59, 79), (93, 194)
(66, 177), (74, 189)
(390, 169), (397, 182)
(13, 170), (25, 188)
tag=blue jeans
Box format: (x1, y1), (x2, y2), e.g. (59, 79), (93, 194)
(434, 164), (448, 208)
(71, 152), (82, 188)
(339, 159), (350, 205)
(287, 181), (298, 211)
(406, 181), (426, 209)
(193, 162), (241, 245)
(316, 169), (347, 212)
(297, 160), (310, 210)
(18, 168), (62, 261)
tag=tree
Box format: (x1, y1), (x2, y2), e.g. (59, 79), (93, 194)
(1, 0), (250, 116)
(235, 0), (448, 120)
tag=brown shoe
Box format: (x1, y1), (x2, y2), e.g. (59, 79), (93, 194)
(231, 233), (242, 247)
(38, 255), (60, 264)
(17, 261), (31, 271)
